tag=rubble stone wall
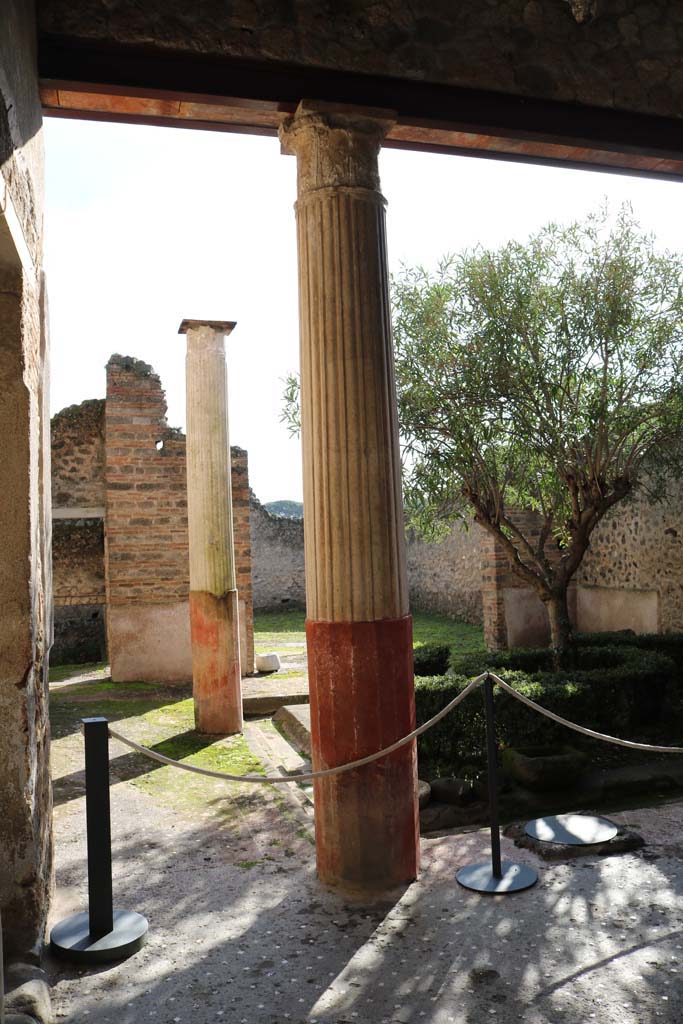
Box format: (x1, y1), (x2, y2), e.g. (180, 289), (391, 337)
(250, 497), (306, 611)
(51, 399), (105, 509)
(37, 2), (683, 123)
(406, 524), (483, 625)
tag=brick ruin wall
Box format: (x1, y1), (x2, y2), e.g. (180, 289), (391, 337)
(50, 356), (254, 675)
(105, 355), (254, 680)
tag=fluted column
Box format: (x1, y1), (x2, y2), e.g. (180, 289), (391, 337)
(280, 101), (419, 891)
(180, 319), (242, 734)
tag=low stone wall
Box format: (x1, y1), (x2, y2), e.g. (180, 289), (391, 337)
(251, 496), (306, 610)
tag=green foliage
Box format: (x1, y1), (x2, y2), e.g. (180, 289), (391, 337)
(393, 206), (683, 651)
(411, 612), (485, 653)
(415, 643), (676, 773)
(264, 500), (304, 519)
(413, 644), (451, 677)
(253, 608), (485, 659)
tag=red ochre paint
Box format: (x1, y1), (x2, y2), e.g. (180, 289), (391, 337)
(189, 590), (242, 735)
(306, 615), (420, 890)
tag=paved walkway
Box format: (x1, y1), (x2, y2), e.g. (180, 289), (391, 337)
(44, 712), (683, 1024)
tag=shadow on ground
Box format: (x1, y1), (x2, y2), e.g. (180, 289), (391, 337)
(45, 756), (683, 1023)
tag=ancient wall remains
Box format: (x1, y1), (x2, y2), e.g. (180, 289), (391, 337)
(50, 399), (107, 662)
(0, 0), (52, 956)
(104, 355), (254, 680)
(406, 523), (483, 624)
(250, 497), (306, 611)
(481, 489), (683, 649)
(577, 483), (683, 634)
(51, 399), (105, 510)
(38, 2), (683, 123)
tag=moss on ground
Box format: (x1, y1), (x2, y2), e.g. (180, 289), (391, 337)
(50, 682), (265, 821)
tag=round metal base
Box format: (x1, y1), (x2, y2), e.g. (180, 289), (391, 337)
(456, 860), (538, 894)
(50, 909), (148, 964)
(525, 813), (618, 846)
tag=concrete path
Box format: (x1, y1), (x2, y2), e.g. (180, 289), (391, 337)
(46, 731), (683, 1024)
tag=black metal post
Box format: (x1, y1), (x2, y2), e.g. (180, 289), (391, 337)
(455, 674), (538, 893)
(50, 716), (149, 963)
(483, 675), (502, 880)
(83, 717), (114, 937)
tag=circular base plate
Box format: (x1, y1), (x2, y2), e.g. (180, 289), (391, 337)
(50, 909), (148, 964)
(456, 860), (538, 894)
(525, 813), (618, 846)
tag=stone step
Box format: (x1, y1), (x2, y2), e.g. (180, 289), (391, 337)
(273, 704), (312, 758)
(242, 676), (309, 716)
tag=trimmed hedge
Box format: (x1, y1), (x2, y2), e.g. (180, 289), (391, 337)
(415, 643), (676, 772)
(413, 643), (451, 677)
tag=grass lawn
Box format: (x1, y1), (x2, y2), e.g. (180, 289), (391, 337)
(48, 661), (108, 683)
(254, 608), (484, 657)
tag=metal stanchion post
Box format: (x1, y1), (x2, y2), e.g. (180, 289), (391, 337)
(50, 717), (148, 963)
(456, 676), (538, 894)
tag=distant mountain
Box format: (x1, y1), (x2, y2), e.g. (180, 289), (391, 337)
(264, 500), (304, 519)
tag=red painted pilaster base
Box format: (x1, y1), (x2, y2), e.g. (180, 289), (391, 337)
(189, 589), (243, 734)
(306, 616), (420, 891)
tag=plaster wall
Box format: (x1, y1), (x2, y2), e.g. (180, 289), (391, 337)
(107, 602), (191, 683)
(0, 0), (52, 957)
(576, 586), (659, 635)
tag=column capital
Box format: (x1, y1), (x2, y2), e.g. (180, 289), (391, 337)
(279, 100), (396, 194)
(178, 319), (236, 336)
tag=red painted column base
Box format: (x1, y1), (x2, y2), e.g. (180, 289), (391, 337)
(190, 589), (243, 734)
(306, 615), (420, 891)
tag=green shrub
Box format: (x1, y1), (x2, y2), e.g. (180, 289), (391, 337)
(413, 643), (451, 677)
(415, 644), (675, 774)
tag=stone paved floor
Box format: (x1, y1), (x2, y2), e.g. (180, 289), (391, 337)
(46, 728), (683, 1024)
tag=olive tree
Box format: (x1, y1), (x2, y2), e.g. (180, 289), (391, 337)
(393, 206), (683, 662)
(282, 207), (683, 664)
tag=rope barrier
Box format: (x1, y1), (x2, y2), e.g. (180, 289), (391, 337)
(107, 674), (485, 785)
(491, 672), (683, 753)
(106, 668), (683, 786)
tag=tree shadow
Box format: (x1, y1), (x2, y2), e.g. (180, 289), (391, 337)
(52, 728), (222, 808)
(44, 772), (683, 1023)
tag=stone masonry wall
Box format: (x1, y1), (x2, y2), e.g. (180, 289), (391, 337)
(38, 2), (683, 123)
(51, 399), (105, 509)
(251, 496), (306, 611)
(481, 492), (683, 649)
(105, 355), (254, 677)
(50, 400), (107, 664)
(406, 523), (483, 625)
(578, 482), (683, 634)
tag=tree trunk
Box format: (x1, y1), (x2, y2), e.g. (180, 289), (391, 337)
(546, 590), (572, 671)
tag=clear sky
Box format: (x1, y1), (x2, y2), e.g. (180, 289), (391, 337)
(44, 117), (683, 503)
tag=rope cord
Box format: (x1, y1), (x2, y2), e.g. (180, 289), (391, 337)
(106, 668), (683, 787)
(491, 673), (683, 754)
(107, 674), (485, 785)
